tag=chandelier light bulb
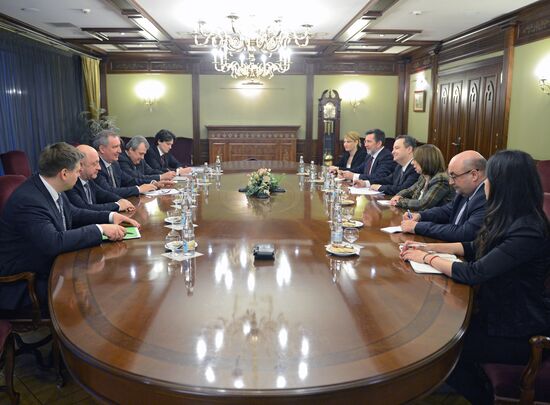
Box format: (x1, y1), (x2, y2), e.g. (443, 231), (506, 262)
(194, 14), (312, 80)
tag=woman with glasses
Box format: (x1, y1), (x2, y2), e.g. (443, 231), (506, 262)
(329, 131), (366, 172)
(400, 150), (550, 404)
(390, 144), (454, 211)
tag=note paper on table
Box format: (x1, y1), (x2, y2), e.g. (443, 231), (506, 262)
(376, 200), (392, 206)
(380, 226), (403, 233)
(349, 187), (383, 195)
(410, 254), (460, 274)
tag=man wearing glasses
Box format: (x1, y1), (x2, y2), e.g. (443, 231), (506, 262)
(400, 150), (487, 242)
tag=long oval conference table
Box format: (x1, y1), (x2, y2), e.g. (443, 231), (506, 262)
(49, 161), (472, 404)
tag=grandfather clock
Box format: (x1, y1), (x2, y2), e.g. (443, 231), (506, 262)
(317, 89), (341, 165)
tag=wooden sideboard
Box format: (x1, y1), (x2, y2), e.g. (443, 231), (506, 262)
(207, 125), (298, 163)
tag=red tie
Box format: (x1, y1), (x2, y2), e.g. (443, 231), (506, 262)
(364, 157), (373, 176)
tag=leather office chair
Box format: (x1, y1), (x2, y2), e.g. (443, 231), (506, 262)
(543, 193), (550, 220)
(0, 176), (63, 387)
(0, 320), (18, 404)
(537, 160), (550, 193)
(482, 336), (550, 404)
(0, 175), (26, 213)
(0, 151), (32, 178)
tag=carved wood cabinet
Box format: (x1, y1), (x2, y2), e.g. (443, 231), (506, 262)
(206, 126), (298, 163)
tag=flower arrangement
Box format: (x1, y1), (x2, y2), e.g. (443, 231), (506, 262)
(245, 168), (281, 198)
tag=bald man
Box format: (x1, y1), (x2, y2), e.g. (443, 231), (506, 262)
(65, 145), (135, 212)
(400, 150), (487, 242)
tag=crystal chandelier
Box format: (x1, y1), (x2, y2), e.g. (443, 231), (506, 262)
(194, 15), (312, 80)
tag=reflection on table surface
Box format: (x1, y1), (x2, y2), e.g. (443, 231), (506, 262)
(50, 161), (472, 404)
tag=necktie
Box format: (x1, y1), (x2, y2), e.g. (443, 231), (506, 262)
(160, 154), (167, 168)
(364, 157), (373, 176)
(107, 164), (117, 187)
(397, 169), (404, 184)
(454, 198), (469, 225)
(83, 182), (93, 204)
(57, 195), (67, 231)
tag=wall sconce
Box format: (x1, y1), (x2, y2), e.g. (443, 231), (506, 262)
(340, 81), (369, 112)
(535, 56), (550, 96)
(415, 73), (429, 91)
(135, 79), (165, 111)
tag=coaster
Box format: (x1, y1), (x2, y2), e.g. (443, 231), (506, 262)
(162, 252), (203, 261)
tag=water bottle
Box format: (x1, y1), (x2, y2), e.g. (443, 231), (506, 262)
(309, 161), (316, 181)
(215, 155), (222, 174)
(182, 209), (195, 256)
(203, 162), (209, 182)
(330, 202), (343, 245)
(298, 155), (305, 174)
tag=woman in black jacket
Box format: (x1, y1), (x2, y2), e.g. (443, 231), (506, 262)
(401, 150), (550, 404)
(330, 131), (366, 172)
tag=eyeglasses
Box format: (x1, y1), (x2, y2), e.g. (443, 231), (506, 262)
(448, 169), (476, 181)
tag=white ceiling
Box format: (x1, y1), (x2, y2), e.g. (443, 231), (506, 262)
(0, 0), (542, 55)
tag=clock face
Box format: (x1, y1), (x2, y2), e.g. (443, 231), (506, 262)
(323, 102), (336, 119)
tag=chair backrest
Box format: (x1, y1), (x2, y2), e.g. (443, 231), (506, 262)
(0, 175), (26, 214)
(544, 193), (550, 221)
(171, 137), (193, 166)
(0, 150), (32, 178)
(537, 160), (550, 193)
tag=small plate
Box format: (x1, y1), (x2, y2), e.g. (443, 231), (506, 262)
(165, 240), (197, 251)
(340, 199), (355, 206)
(342, 220), (364, 228)
(164, 216), (181, 224)
(325, 243), (360, 256)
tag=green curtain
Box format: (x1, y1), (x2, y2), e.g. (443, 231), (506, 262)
(81, 56), (101, 119)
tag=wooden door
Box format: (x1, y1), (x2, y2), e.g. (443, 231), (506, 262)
(430, 58), (502, 162)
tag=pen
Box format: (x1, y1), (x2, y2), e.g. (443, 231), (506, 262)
(407, 209), (413, 219)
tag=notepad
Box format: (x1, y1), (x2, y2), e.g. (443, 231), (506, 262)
(410, 254), (460, 274)
(102, 226), (141, 241)
(349, 187), (383, 195)
(380, 226), (402, 233)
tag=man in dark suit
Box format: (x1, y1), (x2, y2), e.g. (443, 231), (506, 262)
(359, 134), (419, 195)
(93, 130), (157, 198)
(401, 150), (487, 242)
(340, 128), (396, 184)
(66, 145), (135, 212)
(145, 129), (192, 175)
(118, 136), (176, 184)
(0, 143), (138, 312)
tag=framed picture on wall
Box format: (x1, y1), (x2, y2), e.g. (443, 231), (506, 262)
(413, 90), (426, 112)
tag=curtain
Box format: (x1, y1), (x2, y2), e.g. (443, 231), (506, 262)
(81, 56), (101, 119)
(0, 29), (85, 172)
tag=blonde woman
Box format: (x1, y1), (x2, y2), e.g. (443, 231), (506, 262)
(390, 144), (453, 211)
(329, 131), (366, 172)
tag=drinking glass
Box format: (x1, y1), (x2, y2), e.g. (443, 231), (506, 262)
(165, 230), (182, 258)
(165, 209), (181, 224)
(343, 228), (359, 245)
(342, 206), (354, 222)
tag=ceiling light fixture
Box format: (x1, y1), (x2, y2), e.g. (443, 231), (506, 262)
(194, 15), (312, 80)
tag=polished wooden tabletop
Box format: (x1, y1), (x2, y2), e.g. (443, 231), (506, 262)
(50, 161), (472, 404)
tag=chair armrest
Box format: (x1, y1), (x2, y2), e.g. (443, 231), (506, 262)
(0, 272), (41, 327)
(520, 335), (550, 405)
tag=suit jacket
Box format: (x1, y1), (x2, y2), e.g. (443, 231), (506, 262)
(354, 147), (397, 183)
(118, 152), (161, 183)
(145, 145), (182, 172)
(395, 172), (454, 211)
(376, 163), (419, 196)
(66, 179), (121, 212)
(415, 186), (486, 242)
(96, 158), (139, 198)
(451, 215), (550, 337)
(0, 175), (109, 311)
(335, 148), (367, 171)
